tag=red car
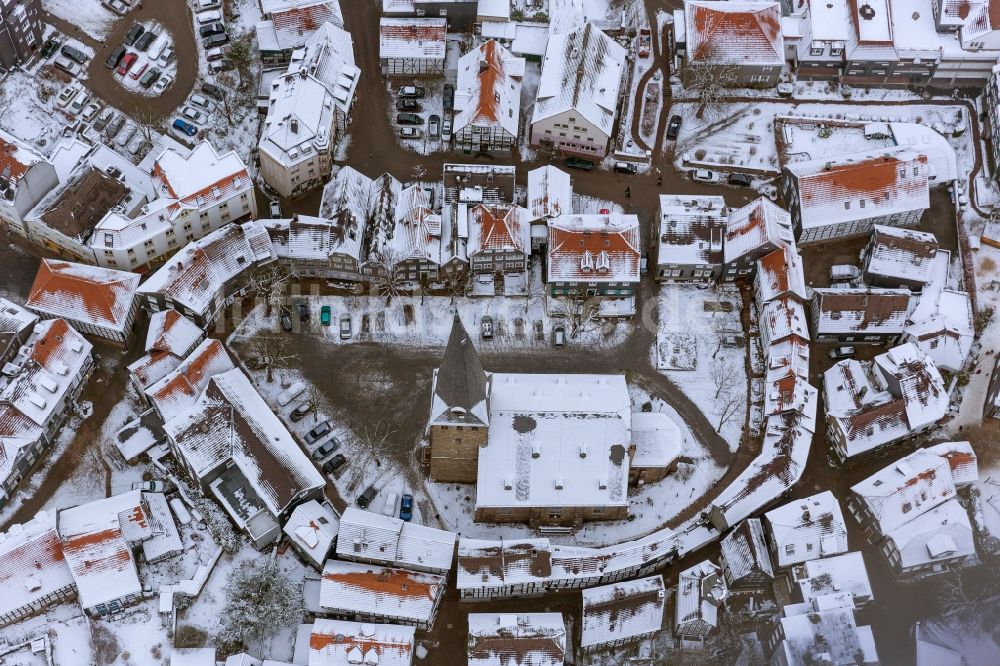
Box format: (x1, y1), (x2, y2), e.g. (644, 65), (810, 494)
(117, 52), (137, 76)
(129, 60), (148, 80)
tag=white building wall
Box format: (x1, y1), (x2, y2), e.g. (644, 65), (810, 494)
(530, 109), (610, 157)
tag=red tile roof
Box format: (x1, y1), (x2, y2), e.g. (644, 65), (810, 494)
(27, 260), (139, 332)
(687, 1), (783, 65)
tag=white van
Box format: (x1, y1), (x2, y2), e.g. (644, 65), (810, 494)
(196, 0), (221, 9)
(147, 33), (169, 62)
(196, 10), (222, 25)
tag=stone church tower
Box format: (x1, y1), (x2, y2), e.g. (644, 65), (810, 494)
(428, 314), (490, 482)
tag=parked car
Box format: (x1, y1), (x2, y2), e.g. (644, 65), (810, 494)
(115, 122), (136, 148)
(339, 314), (352, 340)
(395, 98), (421, 111)
(396, 113), (422, 125)
(356, 485), (378, 509)
(398, 85), (425, 98)
(305, 420), (332, 445)
(129, 59), (149, 81)
(691, 168), (716, 182)
(203, 33), (229, 48)
(481, 315), (493, 340)
(132, 480), (165, 492)
(205, 47), (225, 62)
(152, 75), (172, 94)
(428, 114), (440, 139)
(290, 401), (314, 422)
(201, 81), (223, 99)
(443, 83), (454, 110)
(828, 346), (856, 360)
(320, 305), (331, 326)
(81, 102), (101, 122)
(125, 23), (145, 46)
(105, 114), (125, 138)
(117, 52), (138, 75)
(566, 157), (594, 171)
(56, 84), (80, 107)
(280, 310), (293, 331)
(382, 492), (398, 517)
(728, 172), (753, 187)
(106, 46), (126, 69)
(69, 90), (89, 115)
(200, 22), (226, 38)
(553, 325), (565, 347)
(777, 82), (794, 97)
(53, 56), (80, 76)
(156, 45), (175, 67)
(323, 454), (347, 475)
(60, 45), (87, 64)
(103, 0), (130, 16)
(312, 437), (340, 460)
(666, 114), (682, 140)
(40, 38), (60, 59)
(172, 118), (197, 136)
(399, 494), (413, 521)
(640, 252), (649, 275)
(135, 31), (157, 52)
(181, 106), (208, 124)
(139, 68), (161, 89)
(441, 116), (452, 142)
(189, 94), (213, 111)
(94, 108), (113, 131)
(298, 302), (310, 322)
(613, 161), (638, 174)
(830, 264), (862, 282)
(399, 127), (423, 139)
(196, 9), (223, 24)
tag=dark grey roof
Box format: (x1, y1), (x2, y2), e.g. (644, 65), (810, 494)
(434, 314), (487, 414)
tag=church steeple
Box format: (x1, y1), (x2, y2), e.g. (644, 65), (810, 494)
(433, 314), (488, 421)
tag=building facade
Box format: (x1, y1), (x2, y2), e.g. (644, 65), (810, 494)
(0, 0), (42, 70)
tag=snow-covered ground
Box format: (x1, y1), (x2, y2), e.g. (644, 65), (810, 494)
(655, 283), (747, 452)
(43, 0), (117, 41)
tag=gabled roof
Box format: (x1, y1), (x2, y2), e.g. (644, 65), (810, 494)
(0, 511), (74, 621)
(153, 142), (252, 208)
(27, 259), (139, 333)
(724, 197), (793, 265)
(812, 288), (915, 336)
(290, 21), (360, 115)
(0, 298), (37, 341)
(796, 552), (873, 607)
(468, 613), (566, 666)
(319, 559), (446, 624)
(755, 246), (807, 304)
(547, 213), (640, 283)
(454, 40), (525, 139)
(885, 498), (975, 570)
(527, 166), (572, 220)
(336, 507), (456, 573)
(865, 225), (938, 285)
(532, 23), (627, 137)
(851, 450), (957, 535)
(264, 214), (364, 263)
(962, 0), (1000, 44)
(581, 575), (664, 648)
(685, 1), (784, 65)
(379, 17), (447, 60)
(765, 491), (849, 569)
(457, 538), (553, 591)
(309, 618), (415, 666)
(283, 500), (339, 566)
(759, 295), (809, 346)
(925, 441), (978, 487)
(145, 310), (203, 356)
(720, 518), (774, 583)
(263, 0), (343, 50)
(784, 148), (930, 231)
(0, 128), (47, 194)
(657, 194), (726, 267)
(467, 205), (531, 257)
(145, 339), (235, 423)
(676, 560), (727, 632)
(905, 289), (973, 373)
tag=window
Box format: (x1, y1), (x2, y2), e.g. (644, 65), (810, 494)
(548, 511), (561, 519)
(785, 544), (795, 555)
(104, 233), (113, 246)
(902, 502), (912, 514)
(810, 45), (824, 56)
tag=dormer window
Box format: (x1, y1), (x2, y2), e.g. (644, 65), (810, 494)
(580, 250), (594, 272)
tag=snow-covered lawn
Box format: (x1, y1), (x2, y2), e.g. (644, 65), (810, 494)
(0, 68), (76, 150)
(43, 0), (118, 41)
(655, 283), (747, 452)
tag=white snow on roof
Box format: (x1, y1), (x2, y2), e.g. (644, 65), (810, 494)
(154, 142), (251, 204)
(547, 213), (640, 284)
(0, 511), (75, 621)
(924, 441), (978, 487)
(259, 74), (335, 168)
(467, 205), (531, 258)
(755, 246), (807, 305)
(865, 225), (938, 285)
(309, 618), (415, 666)
(784, 148), (930, 231)
(527, 166), (572, 220)
(336, 507), (456, 573)
(885, 498), (975, 570)
(379, 18), (447, 60)
(581, 575), (664, 648)
(905, 255), (972, 372)
(454, 40), (524, 139)
(685, 1), (784, 65)
(467, 612), (566, 666)
(283, 500), (339, 565)
(144, 310), (203, 357)
(0, 298), (37, 337)
(26, 259), (139, 333)
(724, 197), (793, 265)
(759, 296), (809, 348)
(319, 559), (445, 624)
(288, 21), (360, 116)
(145, 339), (234, 423)
(719, 518), (774, 583)
(264, 214), (364, 263)
(0, 128), (48, 191)
(532, 23), (627, 138)
(675, 560), (727, 634)
(482, 20), (551, 57)
(630, 411), (682, 469)
(657, 194), (726, 267)
(141, 491), (183, 563)
(774, 593), (879, 666)
(475, 374), (631, 510)
(812, 288), (915, 337)
(764, 491), (849, 569)
(795, 552), (873, 607)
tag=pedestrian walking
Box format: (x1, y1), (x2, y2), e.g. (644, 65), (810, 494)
(657, 175), (662, 186)
(625, 186), (631, 199)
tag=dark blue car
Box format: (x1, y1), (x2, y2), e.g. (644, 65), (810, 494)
(172, 118), (197, 136)
(399, 494), (413, 522)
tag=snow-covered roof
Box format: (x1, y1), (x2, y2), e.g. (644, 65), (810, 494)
(141, 491), (183, 563)
(259, 74), (336, 169)
(548, 0), (586, 35)
(265, 214), (365, 264)
(319, 560), (445, 624)
(527, 166), (572, 220)
(26, 259), (138, 334)
(676, 560), (727, 633)
(720, 518), (774, 584)
(812, 288), (915, 337)
(657, 194), (726, 267)
(482, 20), (551, 57)
(0, 511), (74, 621)
(145, 310), (202, 357)
(925, 441), (978, 487)
(532, 23), (627, 138)
(468, 613), (566, 666)
(57, 491), (151, 609)
(475, 373), (631, 510)
(379, 18), (447, 60)
(762, 364), (818, 433)
(283, 500), (340, 565)
(145, 339), (234, 423)
(547, 213), (640, 284)
(875, 342), (949, 427)
(288, 21), (360, 116)
(0, 128), (47, 195)
(630, 412), (682, 469)
(961, 0), (1000, 45)
(684, 1), (784, 65)
(865, 225), (938, 286)
(784, 148), (930, 232)
(724, 197), (793, 265)
(885, 498), (975, 570)
(905, 287), (973, 374)
(138, 220), (276, 319)
(773, 594), (879, 666)
(795, 552), (873, 607)
(851, 450), (957, 536)
(764, 490), (849, 569)
(0, 298), (37, 340)
(261, 0), (343, 49)
(152, 141), (252, 207)
(755, 246), (807, 304)
(309, 618), (415, 666)
(759, 296), (809, 346)
(336, 507), (456, 573)
(163, 368), (325, 518)
(581, 575), (664, 648)
(429, 314), (490, 427)
(709, 413), (812, 529)
(467, 205), (531, 257)
(454, 40), (524, 139)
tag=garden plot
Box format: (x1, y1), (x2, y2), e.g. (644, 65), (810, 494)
(656, 332), (697, 370)
(656, 283), (747, 453)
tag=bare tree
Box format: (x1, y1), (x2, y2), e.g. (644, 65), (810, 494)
(214, 71), (242, 127)
(302, 384), (324, 424)
(709, 357), (739, 400)
(250, 335), (299, 383)
(247, 262), (294, 317)
(124, 103), (161, 143)
(710, 357), (744, 432)
(368, 247), (406, 304)
(936, 568), (1000, 634)
(679, 46), (740, 119)
(347, 421), (394, 492)
(447, 270), (470, 303)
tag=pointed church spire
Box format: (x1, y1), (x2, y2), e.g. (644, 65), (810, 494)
(434, 313), (488, 415)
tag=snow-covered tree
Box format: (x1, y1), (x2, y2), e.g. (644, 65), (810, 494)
(218, 558), (301, 655)
(194, 498), (244, 554)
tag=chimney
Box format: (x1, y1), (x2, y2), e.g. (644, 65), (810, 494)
(290, 118), (299, 134)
